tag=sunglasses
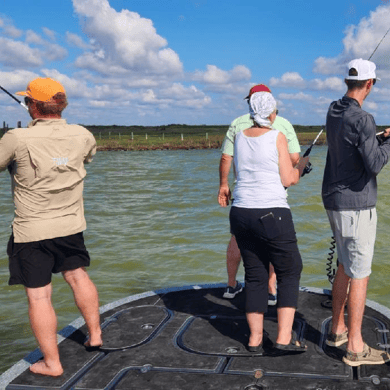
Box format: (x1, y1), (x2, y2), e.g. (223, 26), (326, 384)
(24, 97), (31, 105)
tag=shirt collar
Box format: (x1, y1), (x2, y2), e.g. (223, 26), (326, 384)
(28, 118), (67, 128)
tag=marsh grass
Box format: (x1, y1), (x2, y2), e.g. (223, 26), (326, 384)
(95, 131), (327, 151)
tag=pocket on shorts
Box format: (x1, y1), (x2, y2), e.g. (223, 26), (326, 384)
(339, 211), (358, 238)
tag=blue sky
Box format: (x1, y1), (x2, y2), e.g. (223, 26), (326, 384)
(0, 0), (389, 127)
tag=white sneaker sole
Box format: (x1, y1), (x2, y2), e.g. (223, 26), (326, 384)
(223, 288), (243, 299)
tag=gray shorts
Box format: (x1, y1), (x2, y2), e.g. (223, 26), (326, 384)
(326, 208), (377, 279)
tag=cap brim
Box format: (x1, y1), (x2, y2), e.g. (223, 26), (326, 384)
(15, 91), (28, 96)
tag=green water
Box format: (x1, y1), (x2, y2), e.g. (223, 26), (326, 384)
(1, 147), (390, 374)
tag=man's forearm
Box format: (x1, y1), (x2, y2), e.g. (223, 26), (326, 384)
(219, 154), (233, 186)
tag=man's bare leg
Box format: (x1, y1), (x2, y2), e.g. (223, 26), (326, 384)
(26, 284), (64, 376)
(227, 235), (241, 287)
(330, 264), (350, 336)
(62, 268), (102, 347)
(347, 276), (369, 353)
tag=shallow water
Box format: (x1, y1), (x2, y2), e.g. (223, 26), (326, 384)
(1, 147), (390, 374)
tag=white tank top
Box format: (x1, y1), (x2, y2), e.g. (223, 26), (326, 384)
(232, 129), (289, 209)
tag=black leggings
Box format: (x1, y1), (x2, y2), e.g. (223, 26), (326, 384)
(229, 207), (302, 313)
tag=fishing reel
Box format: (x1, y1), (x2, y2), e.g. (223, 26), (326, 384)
(376, 132), (390, 145)
(301, 161), (312, 177)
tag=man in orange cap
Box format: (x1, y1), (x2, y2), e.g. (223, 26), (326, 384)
(0, 77), (102, 376)
(218, 84), (301, 302)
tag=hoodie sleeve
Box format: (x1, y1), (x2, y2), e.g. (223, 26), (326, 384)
(357, 114), (390, 176)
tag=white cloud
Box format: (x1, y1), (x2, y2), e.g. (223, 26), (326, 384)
(140, 83), (211, 109)
(279, 92), (312, 101)
(0, 70), (40, 91)
(4, 25), (23, 38)
(44, 43), (68, 62)
(26, 30), (45, 45)
(0, 38), (43, 68)
(66, 32), (92, 49)
(365, 101), (378, 111)
(0, 17), (22, 38)
(193, 64), (251, 85)
(269, 72), (306, 88)
(40, 69), (92, 99)
(72, 0), (183, 75)
(309, 77), (344, 91)
(313, 57), (344, 75)
(42, 27), (57, 41)
(313, 4), (390, 79)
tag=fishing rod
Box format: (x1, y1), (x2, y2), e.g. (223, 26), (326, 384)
(368, 26), (390, 61)
(301, 128), (324, 177)
(303, 128), (324, 158)
(0, 85), (28, 111)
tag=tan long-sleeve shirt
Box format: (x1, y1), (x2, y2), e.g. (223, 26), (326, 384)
(0, 118), (96, 243)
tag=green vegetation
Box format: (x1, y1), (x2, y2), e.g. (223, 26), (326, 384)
(83, 124), (330, 151)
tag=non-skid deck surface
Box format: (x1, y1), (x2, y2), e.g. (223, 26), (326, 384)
(5, 287), (390, 389)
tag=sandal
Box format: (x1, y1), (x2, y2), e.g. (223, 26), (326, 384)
(272, 331), (307, 355)
(247, 342), (263, 353)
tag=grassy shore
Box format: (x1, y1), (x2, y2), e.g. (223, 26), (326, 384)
(88, 124), (330, 151)
(95, 132), (328, 151)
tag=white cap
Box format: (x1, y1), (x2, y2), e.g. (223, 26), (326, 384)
(345, 58), (380, 81)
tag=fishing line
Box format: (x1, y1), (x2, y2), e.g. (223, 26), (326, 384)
(368, 26), (390, 60)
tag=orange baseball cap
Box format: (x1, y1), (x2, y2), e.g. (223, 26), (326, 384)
(16, 77), (66, 102)
(244, 84), (271, 99)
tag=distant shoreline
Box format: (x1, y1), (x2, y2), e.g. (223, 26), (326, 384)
(96, 132), (327, 151)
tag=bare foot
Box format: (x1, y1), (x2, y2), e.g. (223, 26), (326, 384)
(30, 360), (63, 377)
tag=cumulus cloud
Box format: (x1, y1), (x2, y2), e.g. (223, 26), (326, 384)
(26, 30), (45, 45)
(66, 32), (92, 49)
(71, 0), (183, 75)
(140, 83), (211, 109)
(193, 64), (251, 85)
(278, 92), (312, 101)
(309, 77), (344, 91)
(190, 64), (251, 95)
(0, 70), (40, 90)
(4, 25), (23, 38)
(40, 69), (92, 99)
(270, 72), (344, 92)
(0, 17), (22, 38)
(269, 72), (306, 89)
(313, 4), (390, 79)
(42, 27), (57, 41)
(0, 38), (44, 68)
(44, 43), (68, 62)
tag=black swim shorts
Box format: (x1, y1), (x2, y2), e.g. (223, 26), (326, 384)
(7, 232), (91, 288)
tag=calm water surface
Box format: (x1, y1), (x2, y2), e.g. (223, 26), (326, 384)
(1, 147), (390, 374)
